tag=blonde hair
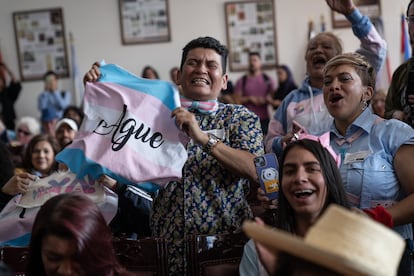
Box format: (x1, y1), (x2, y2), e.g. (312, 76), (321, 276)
(323, 53), (376, 91)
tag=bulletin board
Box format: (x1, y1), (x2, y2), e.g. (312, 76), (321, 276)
(224, 0), (278, 72)
(13, 8), (69, 81)
(119, 0), (171, 45)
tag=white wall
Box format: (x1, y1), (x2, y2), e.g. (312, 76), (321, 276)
(0, 0), (409, 119)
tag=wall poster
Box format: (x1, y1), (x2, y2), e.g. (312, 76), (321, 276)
(13, 8), (69, 81)
(224, 0), (278, 72)
(331, 0), (381, 28)
(119, 0), (171, 45)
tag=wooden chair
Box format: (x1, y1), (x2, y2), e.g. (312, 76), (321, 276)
(0, 246), (30, 276)
(113, 237), (168, 276)
(186, 231), (249, 276)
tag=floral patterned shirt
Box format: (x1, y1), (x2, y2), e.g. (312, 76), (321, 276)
(151, 102), (264, 274)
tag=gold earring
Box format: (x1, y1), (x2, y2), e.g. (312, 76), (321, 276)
(361, 98), (368, 110)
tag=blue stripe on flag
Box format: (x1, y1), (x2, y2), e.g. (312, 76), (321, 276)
(56, 148), (138, 186)
(402, 14), (412, 62)
(0, 233), (31, 246)
(98, 64), (180, 111)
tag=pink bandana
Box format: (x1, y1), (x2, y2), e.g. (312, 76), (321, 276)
(180, 97), (218, 114)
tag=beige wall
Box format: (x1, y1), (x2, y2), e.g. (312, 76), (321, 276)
(0, 0), (409, 119)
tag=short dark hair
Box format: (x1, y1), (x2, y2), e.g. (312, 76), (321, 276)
(276, 139), (350, 232)
(43, 70), (58, 81)
(141, 65), (160, 79)
(249, 51), (261, 58)
(63, 105), (84, 127)
(27, 193), (128, 275)
(180, 36), (228, 74)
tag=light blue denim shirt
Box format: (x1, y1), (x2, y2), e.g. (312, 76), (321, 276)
(330, 108), (414, 239)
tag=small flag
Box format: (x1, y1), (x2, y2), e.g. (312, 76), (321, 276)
(320, 14), (326, 33)
(308, 19), (316, 40)
(401, 14), (412, 62)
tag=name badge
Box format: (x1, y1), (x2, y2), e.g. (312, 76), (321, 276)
(344, 150), (370, 164)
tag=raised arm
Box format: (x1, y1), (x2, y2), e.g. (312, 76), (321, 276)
(389, 144), (414, 226)
(173, 107), (261, 182)
(326, 0), (387, 73)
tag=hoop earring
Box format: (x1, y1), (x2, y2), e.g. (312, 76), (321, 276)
(361, 98), (368, 110)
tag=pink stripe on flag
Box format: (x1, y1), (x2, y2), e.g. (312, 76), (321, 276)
(84, 82), (181, 140)
(69, 137), (183, 184)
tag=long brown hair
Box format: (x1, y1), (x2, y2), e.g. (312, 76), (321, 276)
(276, 139), (350, 232)
(27, 193), (130, 276)
(21, 134), (60, 175)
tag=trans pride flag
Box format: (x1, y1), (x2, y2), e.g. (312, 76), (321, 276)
(0, 172), (118, 246)
(56, 63), (188, 187)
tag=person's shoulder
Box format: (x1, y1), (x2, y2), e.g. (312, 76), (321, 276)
(221, 103), (249, 112)
(383, 118), (413, 128)
(371, 118), (414, 150)
(281, 85), (308, 102)
(373, 117), (413, 135)
(221, 103), (259, 117)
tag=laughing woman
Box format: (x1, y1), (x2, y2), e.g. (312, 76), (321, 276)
(240, 138), (350, 275)
(18, 134), (60, 177)
(1, 134), (60, 212)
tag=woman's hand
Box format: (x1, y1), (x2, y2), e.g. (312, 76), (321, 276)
(257, 187), (278, 210)
(253, 217), (278, 275)
(325, 0), (356, 16)
(97, 174), (117, 191)
(1, 173), (37, 196)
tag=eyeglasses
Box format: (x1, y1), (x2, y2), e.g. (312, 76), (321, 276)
(405, 16), (414, 24)
(17, 128), (31, 136)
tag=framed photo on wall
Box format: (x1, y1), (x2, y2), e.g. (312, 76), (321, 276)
(224, 0), (278, 72)
(331, 0), (381, 28)
(118, 0), (171, 45)
(13, 8), (69, 81)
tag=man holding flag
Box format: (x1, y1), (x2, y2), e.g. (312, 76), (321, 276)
(82, 36), (264, 274)
(385, 1), (414, 126)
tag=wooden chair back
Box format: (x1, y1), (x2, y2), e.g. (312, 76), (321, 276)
(113, 237), (168, 276)
(186, 231), (248, 276)
(0, 246), (30, 276)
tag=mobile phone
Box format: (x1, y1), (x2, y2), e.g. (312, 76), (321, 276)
(254, 153), (279, 200)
